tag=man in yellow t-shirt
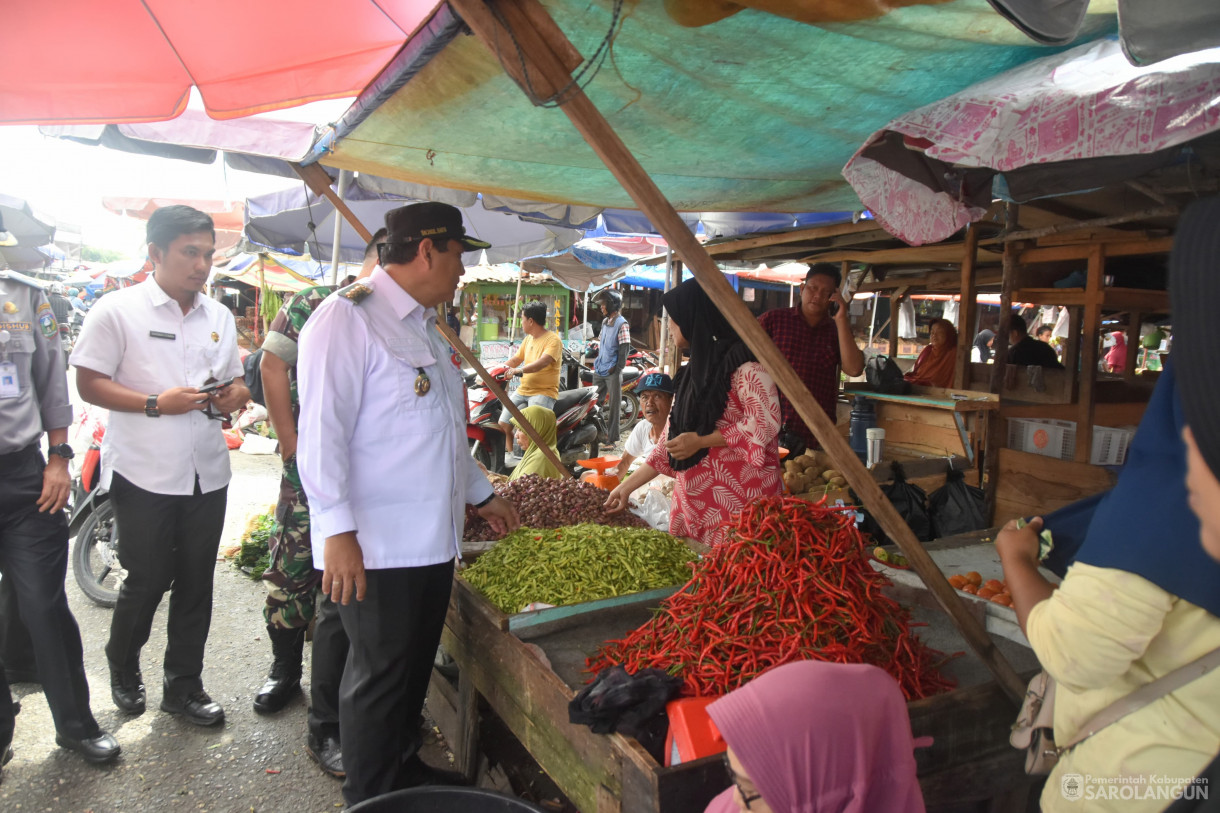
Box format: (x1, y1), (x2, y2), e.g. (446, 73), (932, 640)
(499, 302), (563, 453)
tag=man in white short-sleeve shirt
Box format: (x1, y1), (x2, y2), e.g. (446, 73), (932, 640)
(614, 372), (674, 479)
(73, 205), (249, 728)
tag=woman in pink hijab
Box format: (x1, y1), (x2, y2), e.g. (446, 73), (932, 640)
(1105, 331), (1128, 373)
(704, 661), (925, 813)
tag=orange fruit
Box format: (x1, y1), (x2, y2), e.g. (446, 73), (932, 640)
(991, 594), (1014, 607)
(965, 571), (983, 586)
(961, 583), (979, 595)
(977, 586), (998, 599)
(948, 574), (968, 589)
(983, 579), (1005, 593)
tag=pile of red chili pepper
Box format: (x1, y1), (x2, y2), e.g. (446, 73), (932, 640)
(586, 495), (956, 700)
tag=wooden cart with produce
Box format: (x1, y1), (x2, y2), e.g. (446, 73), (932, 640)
(428, 490), (1040, 812)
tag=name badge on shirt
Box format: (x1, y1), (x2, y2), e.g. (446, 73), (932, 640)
(0, 361), (18, 399)
(149, 330), (176, 340)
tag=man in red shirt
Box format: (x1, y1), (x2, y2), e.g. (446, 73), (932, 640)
(759, 264), (864, 451)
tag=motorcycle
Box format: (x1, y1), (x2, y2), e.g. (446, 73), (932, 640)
(466, 361), (605, 475)
(67, 408), (122, 608)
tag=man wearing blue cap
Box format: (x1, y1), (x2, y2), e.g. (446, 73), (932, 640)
(613, 371), (674, 479)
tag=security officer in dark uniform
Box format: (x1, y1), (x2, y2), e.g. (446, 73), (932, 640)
(0, 270), (119, 770)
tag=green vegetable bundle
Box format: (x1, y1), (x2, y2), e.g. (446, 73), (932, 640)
(463, 524), (697, 614)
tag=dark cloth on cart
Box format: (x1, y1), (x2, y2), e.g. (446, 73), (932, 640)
(569, 664), (683, 764)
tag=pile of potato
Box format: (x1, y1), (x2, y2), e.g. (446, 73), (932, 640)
(782, 450), (849, 499)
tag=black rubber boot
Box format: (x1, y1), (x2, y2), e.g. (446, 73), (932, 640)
(252, 626), (304, 715)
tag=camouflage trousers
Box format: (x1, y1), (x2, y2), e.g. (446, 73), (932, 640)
(262, 457), (322, 630)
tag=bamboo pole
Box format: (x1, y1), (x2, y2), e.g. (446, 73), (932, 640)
(290, 160), (570, 477)
(450, 0), (1024, 702)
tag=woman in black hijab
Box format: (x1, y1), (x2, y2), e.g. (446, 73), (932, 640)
(972, 329), (995, 363)
(605, 279), (783, 545)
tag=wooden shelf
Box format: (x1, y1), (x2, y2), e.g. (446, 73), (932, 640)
(845, 384), (1000, 412)
(1012, 287), (1169, 310)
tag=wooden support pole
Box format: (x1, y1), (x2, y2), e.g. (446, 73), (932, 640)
(292, 162), (374, 244)
(1124, 311), (1142, 380)
(984, 205), (1020, 525)
(1074, 245), (1106, 463)
(989, 204), (1020, 394)
(954, 224), (980, 390)
(887, 285), (908, 358)
(292, 159), (569, 477)
(451, 0), (1024, 702)
(1065, 306), (1083, 398)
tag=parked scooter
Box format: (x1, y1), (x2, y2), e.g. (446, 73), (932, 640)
(466, 363), (605, 475)
(67, 409), (122, 607)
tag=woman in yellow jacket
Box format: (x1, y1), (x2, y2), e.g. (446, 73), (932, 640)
(997, 200), (1220, 813)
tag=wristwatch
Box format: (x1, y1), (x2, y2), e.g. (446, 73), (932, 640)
(48, 443), (74, 461)
(145, 394), (161, 417)
(473, 494), (495, 509)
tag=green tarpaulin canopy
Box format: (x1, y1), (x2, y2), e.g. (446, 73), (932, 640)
(318, 0), (1116, 213)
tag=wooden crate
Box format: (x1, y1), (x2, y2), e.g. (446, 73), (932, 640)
(430, 575), (1037, 813)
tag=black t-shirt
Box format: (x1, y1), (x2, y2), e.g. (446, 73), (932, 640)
(48, 293), (72, 324)
(1008, 336), (1063, 369)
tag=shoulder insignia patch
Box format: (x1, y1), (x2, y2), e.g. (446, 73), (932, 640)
(37, 303), (58, 338)
(337, 282), (373, 303)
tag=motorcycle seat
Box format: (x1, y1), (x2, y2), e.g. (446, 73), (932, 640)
(554, 387), (594, 415)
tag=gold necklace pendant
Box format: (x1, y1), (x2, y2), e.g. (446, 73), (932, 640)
(414, 368), (432, 396)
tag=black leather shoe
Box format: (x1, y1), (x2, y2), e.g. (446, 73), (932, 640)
(161, 689), (225, 726)
(0, 725), (13, 783)
(394, 753), (472, 789)
(111, 671), (146, 715)
(305, 733), (344, 779)
(55, 730), (121, 764)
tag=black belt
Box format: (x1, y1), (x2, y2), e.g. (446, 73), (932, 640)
(0, 444), (40, 467)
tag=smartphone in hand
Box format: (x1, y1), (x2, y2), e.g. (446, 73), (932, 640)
(197, 377), (234, 394)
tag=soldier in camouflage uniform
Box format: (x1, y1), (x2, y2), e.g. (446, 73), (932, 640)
(252, 230), (385, 779)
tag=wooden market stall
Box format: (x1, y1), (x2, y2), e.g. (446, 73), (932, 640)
(283, 6), (1203, 812)
(457, 265), (572, 359)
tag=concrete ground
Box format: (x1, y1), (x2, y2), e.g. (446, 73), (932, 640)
(0, 449), (455, 813)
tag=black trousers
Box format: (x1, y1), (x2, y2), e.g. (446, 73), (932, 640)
(307, 592), (348, 741)
(0, 446), (100, 740)
(0, 572), (37, 678)
(105, 472), (227, 695)
(337, 561), (454, 806)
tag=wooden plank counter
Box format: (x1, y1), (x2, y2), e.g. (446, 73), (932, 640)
(429, 572), (1040, 813)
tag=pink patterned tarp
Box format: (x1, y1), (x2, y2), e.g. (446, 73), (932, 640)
(842, 38), (1220, 246)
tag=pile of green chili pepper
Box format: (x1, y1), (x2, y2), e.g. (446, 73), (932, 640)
(587, 496), (956, 700)
(463, 524), (697, 614)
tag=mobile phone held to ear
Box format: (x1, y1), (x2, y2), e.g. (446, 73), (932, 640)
(197, 377), (234, 394)
(828, 301), (840, 318)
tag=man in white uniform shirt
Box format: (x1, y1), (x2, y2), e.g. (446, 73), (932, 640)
(296, 202), (518, 805)
(72, 206), (249, 728)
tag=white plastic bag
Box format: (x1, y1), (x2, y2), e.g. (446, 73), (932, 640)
(239, 434), (279, 455)
(632, 488), (671, 532)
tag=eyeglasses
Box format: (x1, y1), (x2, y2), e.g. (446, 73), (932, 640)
(723, 753), (763, 810)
